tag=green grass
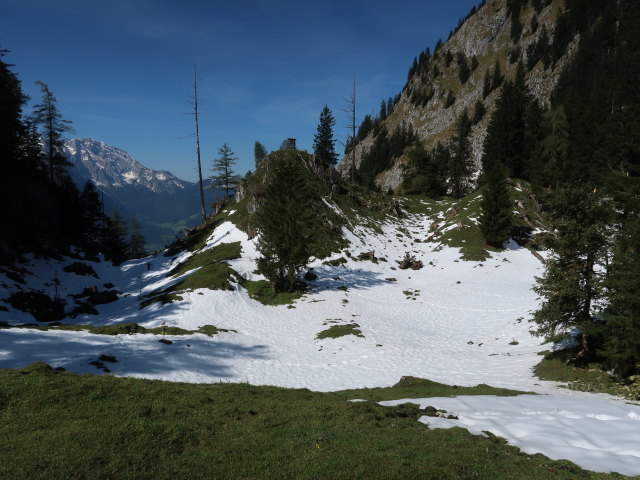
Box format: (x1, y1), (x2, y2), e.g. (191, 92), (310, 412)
(335, 376), (528, 402)
(141, 242), (242, 308)
(322, 257), (347, 267)
(164, 214), (230, 255)
(0, 322), (233, 337)
(316, 322), (364, 340)
(168, 242), (241, 277)
(0, 366), (632, 480)
(534, 350), (640, 400)
(241, 279), (304, 306)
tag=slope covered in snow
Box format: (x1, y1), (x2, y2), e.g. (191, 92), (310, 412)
(1, 197), (639, 476)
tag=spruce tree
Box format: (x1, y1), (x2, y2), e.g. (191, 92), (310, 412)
(379, 100), (387, 120)
(79, 181), (105, 253)
(129, 216), (146, 259)
(254, 141), (267, 168)
(597, 177), (640, 378)
(532, 186), (610, 357)
(478, 162), (513, 247)
(447, 111), (473, 199)
(254, 154), (318, 293)
(402, 143), (448, 197)
(482, 69), (492, 99)
(491, 60), (503, 91)
(472, 100), (486, 124)
(457, 53), (470, 84)
(210, 143), (240, 198)
(313, 105), (337, 169)
(31, 81), (74, 185)
(103, 208), (129, 265)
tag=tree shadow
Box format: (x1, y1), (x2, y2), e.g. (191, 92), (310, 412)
(0, 328), (270, 380)
(307, 264), (392, 294)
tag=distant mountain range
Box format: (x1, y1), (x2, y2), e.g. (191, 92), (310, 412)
(64, 138), (224, 250)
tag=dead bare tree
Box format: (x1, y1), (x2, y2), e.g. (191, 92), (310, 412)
(192, 64), (206, 224)
(343, 76), (357, 183)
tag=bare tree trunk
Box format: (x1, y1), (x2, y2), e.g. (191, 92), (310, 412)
(344, 76), (357, 183)
(193, 64), (206, 224)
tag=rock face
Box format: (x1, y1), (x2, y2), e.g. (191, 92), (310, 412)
(339, 0), (575, 191)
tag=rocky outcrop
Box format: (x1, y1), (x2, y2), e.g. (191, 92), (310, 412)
(340, 0), (575, 191)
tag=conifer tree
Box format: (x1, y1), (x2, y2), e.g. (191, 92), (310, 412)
(254, 154), (318, 293)
(482, 69), (492, 99)
(598, 203), (640, 378)
(254, 141), (267, 168)
(210, 143), (240, 198)
(379, 99), (387, 120)
(472, 100), (486, 124)
(402, 143), (448, 197)
(79, 181), (105, 253)
(31, 81), (74, 184)
(103, 208), (129, 265)
(491, 60), (503, 91)
(479, 162), (513, 247)
(457, 52), (470, 84)
(0, 49), (26, 171)
(313, 105), (338, 169)
(447, 111), (473, 198)
(532, 186), (611, 357)
(129, 216), (146, 259)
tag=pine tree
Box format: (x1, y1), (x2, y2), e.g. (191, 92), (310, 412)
(491, 60), (503, 91)
(532, 186), (611, 357)
(103, 208), (129, 265)
(379, 99), (387, 120)
(31, 81), (74, 185)
(482, 69), (492, 99)
(313, 105), (337, 169)
(597, 176), (640, 378)
(254, 154), (318, 293)
(210, 143), (240, 198)
(478, 162), (513, 247)
(79, 181), (105, 253)
(0, 50), (27, 262)
(472, 100), (486, 124)
(457, 52), (470, 84)
(254, 141), (267, 168)
(0, 49), (26, 171)
(447, 111), (473, 198)
(402, 143), (448, 197)
(129, 216), (146, 259)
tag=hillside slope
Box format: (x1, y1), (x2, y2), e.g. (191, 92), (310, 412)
(340, 0), (574, 190)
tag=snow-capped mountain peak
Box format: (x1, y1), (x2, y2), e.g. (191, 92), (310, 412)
(64, 138), (188, 193)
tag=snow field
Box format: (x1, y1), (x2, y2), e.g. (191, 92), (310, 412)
(1, 211), (639, 475)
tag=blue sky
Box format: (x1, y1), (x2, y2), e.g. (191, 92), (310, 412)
(2, 0), (480, 182)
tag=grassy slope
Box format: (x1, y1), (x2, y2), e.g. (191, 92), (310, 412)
(534, 350), (640, 401)
(0, 365), (633, 480)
